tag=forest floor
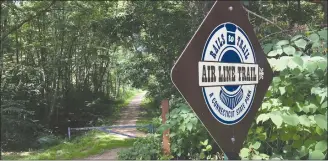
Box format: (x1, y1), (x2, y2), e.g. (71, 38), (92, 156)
(1, 91), (148, 160)
(85, 92), (147, 160)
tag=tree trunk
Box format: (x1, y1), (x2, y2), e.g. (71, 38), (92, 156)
(117, 76), (120, 98)
(323, 0), (327, 25)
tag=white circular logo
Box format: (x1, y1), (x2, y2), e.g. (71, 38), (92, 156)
(199, 22), (259, 125)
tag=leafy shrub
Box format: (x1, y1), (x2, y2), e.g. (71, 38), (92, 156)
(156, 97), (220, 159)
(117, 134), (162, 160)
(241, 27), (328, 160)
(1, 89), (42, 151)
(36, 134), (61, 149)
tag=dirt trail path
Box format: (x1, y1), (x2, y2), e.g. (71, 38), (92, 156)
(85, 92), (147, 160)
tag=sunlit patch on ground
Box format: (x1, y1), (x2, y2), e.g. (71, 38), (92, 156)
(1, 131), (136, 160)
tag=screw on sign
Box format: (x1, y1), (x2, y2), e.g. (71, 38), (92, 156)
(171, 1), (273, 160)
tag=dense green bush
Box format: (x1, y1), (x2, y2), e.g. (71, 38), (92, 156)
(240, 27), (327, 160)
(35, 134), (61, 149)
(156, 97), (221, 159)
(117, 134), (163, 160)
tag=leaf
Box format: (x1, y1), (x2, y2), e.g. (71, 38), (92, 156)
(270, 111), (283, 128)
(308, 33), (320, 42)
(268, 50), (278, 57)
(312, 42), (321, 48)
(316, 126), (324, 135)
(276, 40), (289, 46)
(203, 139), (208, 146)
(279, 87), (286, 95)
(276, 48), (284, 55)
(294, 51), (303, 56)
(292, 140), (303, 148)
(283, 45), (296, 55)
(276, 56), (290, 71)
(317, 59), (327, 70)
(322, 101), (327, 109)
(291, 56), (303, 68)
(318, 29), (327, 40)
(304, 59), (317, 73)
(261, 102), (271, 110)
(260, 153), (270, 159)
(303, 104), (317, 113)
(281, 132), (290, 141)
(268, 58), (277, 70)
(311, 56), (327, 70)
(258, 132), (267, 141)
(205, 145), (212, 151)
(309, 150), (325, 159)
(199, 152), (205, 159)
(252, 155), (263, 160)
(291, 35), (303, 41)
(256, 127), (263, 133)
(256, 113), (270, 124)
(292, 134), (300, 140)
(314, 114), (327, 130)
(299, 115), (311, 127)
(294, 39), (307, 49)
(251, 141), (261, 150)
(240, 148), (249, 158)
(186, 123), (193, 131)
(179, 124), (186, 132)
(169, 132), (176, 137)
(315, 141), (327, 152)
(282, 114), (299, 126)
(305, 139), (317, 148)
(298, 146), (309, 157)
(286, 86), (293, 94)
(263, 43), (273, 54)
(311, 87), (327, 104)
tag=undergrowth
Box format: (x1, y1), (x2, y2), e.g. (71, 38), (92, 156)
(2, 131), (137, 160)
(2, 89), (141, 160)
(136, 96), (161, 133)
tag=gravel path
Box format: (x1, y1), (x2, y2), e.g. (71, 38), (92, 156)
(85, 92), (147, 160)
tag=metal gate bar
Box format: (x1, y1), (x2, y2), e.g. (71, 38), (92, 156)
(68, 124), (154, 139)
(99, 127), (136, 138)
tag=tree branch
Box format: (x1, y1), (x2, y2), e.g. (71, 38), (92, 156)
(1, 0), (56, 42)
(242, 6), (283, 31)
(259, 29), (293, 42)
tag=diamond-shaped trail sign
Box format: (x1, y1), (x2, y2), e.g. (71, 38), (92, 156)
(171, 1), (273, 159)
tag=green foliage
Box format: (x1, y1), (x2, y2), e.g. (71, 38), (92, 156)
(198, 139), (220, 160)
(125, 1), (213, 100)
(117, 134), (163, 160)
(36, 134), (61, 149)
(1, 89), (43, 151)
(244, 28), (328, 160)
(156, 97), (220, 159)
(1, 1), (141, 151)
(240, 142), (270, 160)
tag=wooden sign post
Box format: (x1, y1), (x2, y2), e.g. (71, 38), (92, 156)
(161, 99), (170, 155)
(171, 1), (273, 159)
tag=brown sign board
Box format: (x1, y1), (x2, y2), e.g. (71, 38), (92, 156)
(171, 1), (273, 159)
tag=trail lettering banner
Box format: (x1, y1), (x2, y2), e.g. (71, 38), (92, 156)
(171, 1), (273, 159)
